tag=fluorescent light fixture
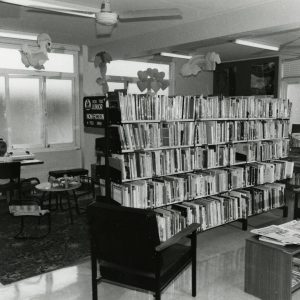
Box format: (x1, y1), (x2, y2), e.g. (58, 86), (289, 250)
(234, 39), (279, 51)
(160, 52), (192, 59)
(0, 30), (37, 40)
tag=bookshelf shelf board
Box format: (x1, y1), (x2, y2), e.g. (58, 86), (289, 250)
(247, 204), (285, 218)
(201, 218), (246, 232)
(121, 144), (194, 153)
(121, 169), (194, 182)
(198, 118), (248, 121)
(196, 117), (287, 121)
(119, 119), (194, 124)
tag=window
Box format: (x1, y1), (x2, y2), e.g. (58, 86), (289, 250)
(0, 45), (79, 150)
(281, 59), (300, 130)
(106, 60), (170, 96)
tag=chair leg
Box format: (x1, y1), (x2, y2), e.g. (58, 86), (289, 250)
(65, 192), (73, 224)
(14, 216), (25, 239)
(155, 252), (162, 300)
(72, 190), (81, 215)
(47, 213), (51, 235)
(91, 246), (98, 300)
(191, 231), (197, 297)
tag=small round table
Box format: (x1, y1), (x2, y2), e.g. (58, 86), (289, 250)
(35, 182), (81, 224)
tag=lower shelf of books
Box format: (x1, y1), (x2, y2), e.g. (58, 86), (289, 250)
(106, 180), (287, 242)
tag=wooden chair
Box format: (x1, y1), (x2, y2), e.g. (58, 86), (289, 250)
(9, 200), (51, 239)
(8, 177), (50, 239)
(87, 201), (200, 300)
(0, 161), (21, 203)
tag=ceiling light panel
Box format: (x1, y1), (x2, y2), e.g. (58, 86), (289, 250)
(160, 52), (192, 59)
(234, 39), (279, 51)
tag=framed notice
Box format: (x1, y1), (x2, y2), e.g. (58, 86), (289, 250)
(83, 96), (106, 128)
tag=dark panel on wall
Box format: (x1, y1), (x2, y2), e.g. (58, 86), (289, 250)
(213, 56), (279, 97)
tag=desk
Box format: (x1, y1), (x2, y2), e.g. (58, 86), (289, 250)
(20, 159), (44, 166)
(35, 182), (81, 224)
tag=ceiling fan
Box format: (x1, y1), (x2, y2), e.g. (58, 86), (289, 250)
(0, 0), (182, 36)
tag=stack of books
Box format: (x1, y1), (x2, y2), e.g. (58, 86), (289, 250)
(251, 220), (300, 246)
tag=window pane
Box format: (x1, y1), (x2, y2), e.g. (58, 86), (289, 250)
(0, 48), (74, 73)
(46, 79), (73, 144)
(128, 82), (169, 96)
(45, 53), (74, 73)
(0, 77), (8, 142)
(107, 60), (169, 79)
(287, 83), (300, 128)
(8, 78), (43, 146)
(108, 82), (125, 92)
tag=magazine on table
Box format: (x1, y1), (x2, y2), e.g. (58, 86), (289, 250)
(251, 220), (300, 246)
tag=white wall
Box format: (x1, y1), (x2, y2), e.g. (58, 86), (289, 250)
(173, 58), (213, 96)
(80, 46), (104, 174)
(21, 149), (82, 182)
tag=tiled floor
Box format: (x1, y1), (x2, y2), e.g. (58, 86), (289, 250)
(1, 211), (300, 300)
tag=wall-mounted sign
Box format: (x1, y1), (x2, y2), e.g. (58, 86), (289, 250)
(83, 96), (106, 128)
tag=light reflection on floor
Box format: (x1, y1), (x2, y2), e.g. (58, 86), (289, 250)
(1, 216), (300, 300)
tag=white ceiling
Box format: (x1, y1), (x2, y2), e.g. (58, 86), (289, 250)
(1, 0), (300, 61)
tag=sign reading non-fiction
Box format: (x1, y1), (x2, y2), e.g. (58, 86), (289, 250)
(83, 96), (106, 128)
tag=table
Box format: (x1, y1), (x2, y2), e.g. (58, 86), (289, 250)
(20, 159), (44, 166)
(48, 168), (88, 178)
(35, 182), (81, 224)
(245, 236), (300, 300)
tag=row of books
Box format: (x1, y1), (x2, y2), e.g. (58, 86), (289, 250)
(110, 149), (194, 180)
(195, 96), (291, 119)
(115, 119), (289, 151)
(118, 94), (195, 121)
(154, 182), (286, 241)
(109, 146), (292, 180)
(195, 140), (289, 169)
(110, 160), (293, 208)
(116, 122), (194, 150)
(195, 120), (289, 145)
(115, 93), (291, 121)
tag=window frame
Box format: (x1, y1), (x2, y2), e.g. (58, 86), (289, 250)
(106, 60), (174, 95)
(0, 43), (80, 152)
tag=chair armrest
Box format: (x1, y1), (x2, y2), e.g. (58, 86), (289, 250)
(155, 223), (200, 252)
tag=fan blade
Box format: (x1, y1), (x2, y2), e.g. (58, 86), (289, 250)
(0, 0), (99, 13)
(95, 23), (115, 36)
(119, 8), (181, 21)
(27, 5), (95, 18)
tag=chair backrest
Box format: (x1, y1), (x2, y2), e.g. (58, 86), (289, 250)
(87, 202), (161, 272)
(0, 161), (21, 181)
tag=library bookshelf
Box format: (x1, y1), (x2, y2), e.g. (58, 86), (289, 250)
(96, 92), (294, 242)
(245, 236), (300, 300)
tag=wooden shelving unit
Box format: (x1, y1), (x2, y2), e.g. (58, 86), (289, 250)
(245, 236), (300, 300)
(96, 92), (292, 239)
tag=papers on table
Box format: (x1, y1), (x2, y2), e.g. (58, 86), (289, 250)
(251, 220), (300, 246)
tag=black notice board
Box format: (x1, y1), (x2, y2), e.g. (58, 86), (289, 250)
(83, 96), (106, 128)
